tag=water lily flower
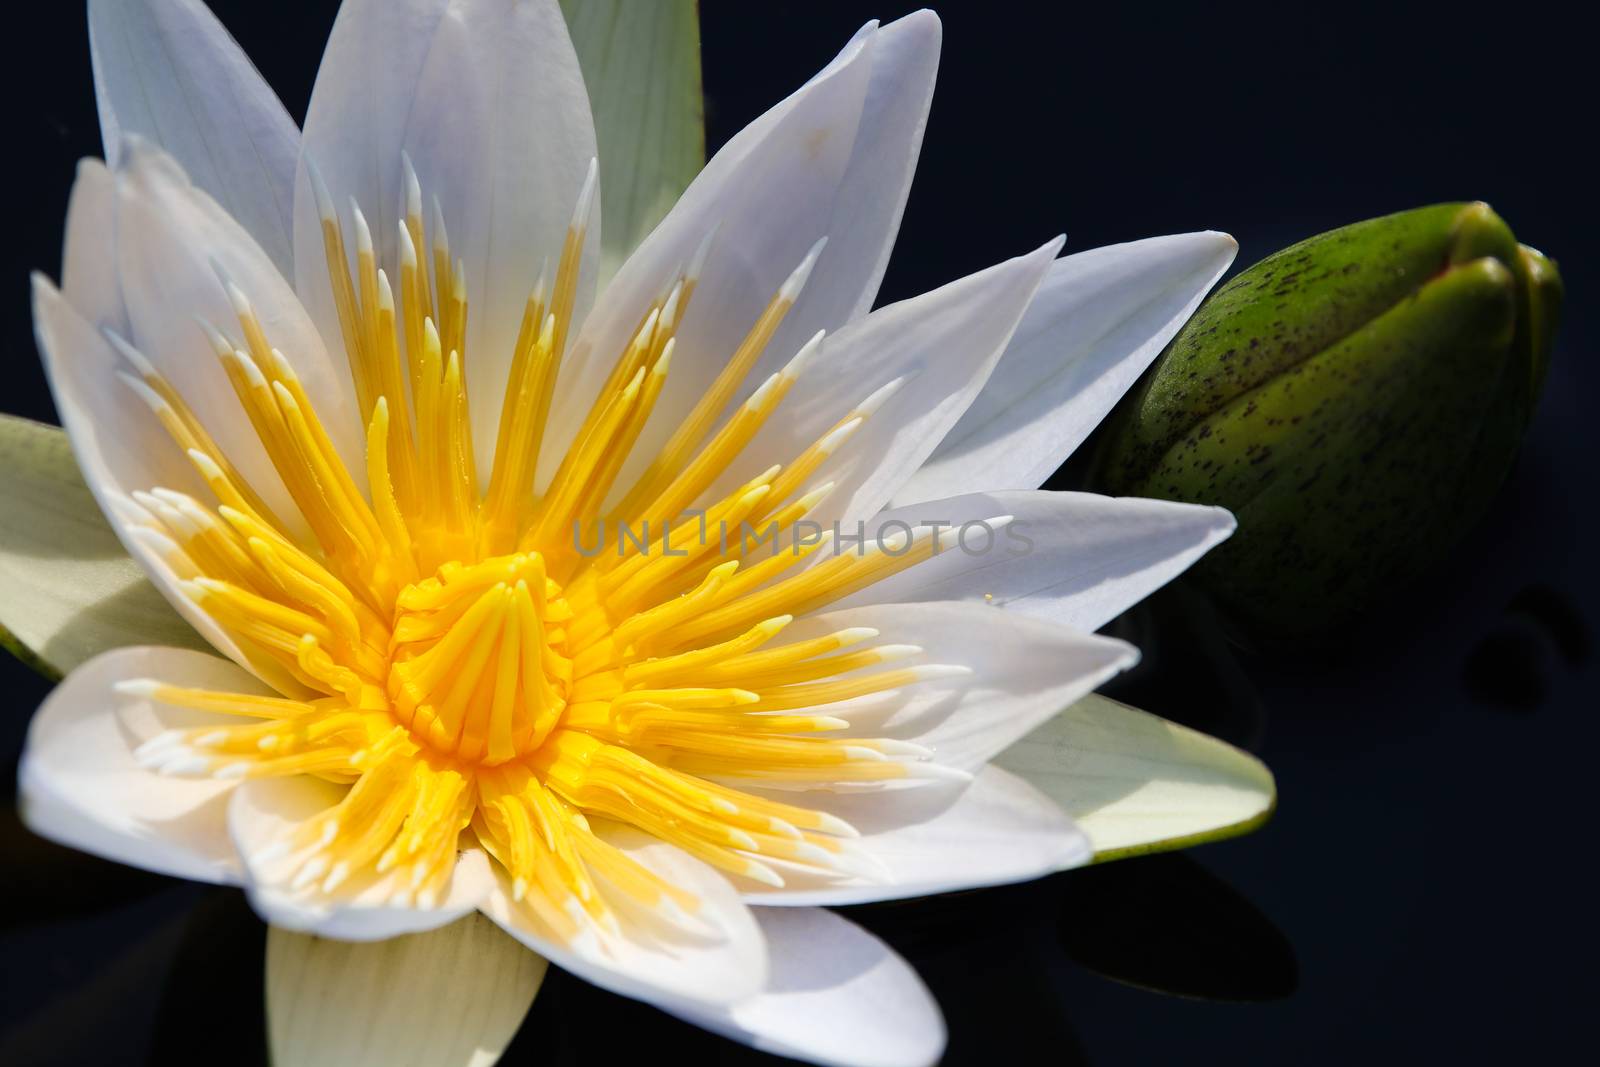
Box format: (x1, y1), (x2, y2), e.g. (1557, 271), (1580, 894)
(12, 1), (1274, 1064)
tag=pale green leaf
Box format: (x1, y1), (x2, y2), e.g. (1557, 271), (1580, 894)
(266, 914), (547, 1067)
(0, 413), (206, 679)
(995, 693), (1276, 861)
(560, 0), (704, 283)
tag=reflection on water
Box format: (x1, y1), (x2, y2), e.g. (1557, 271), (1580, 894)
(1056, 854), (1296, 1003)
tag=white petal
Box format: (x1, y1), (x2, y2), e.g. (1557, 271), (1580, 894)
(547, 15), (940, 492)
(995, 694), (1276, 860)
(114, 140), (363, 522)
(560, 0), (704, 283)
(786, 11), (941, 340)
(896, 232), (1237, 504)
(267, 914), (545, 1067)
(89, 0), (301, 273)
(60, 158), (127, 334)
(17, 646), (257, 884)
(481, 822), (768, 1009)
(228, 775), (493, 940)
(294, 0), (598, 475)
(663, 907), (945, 1067)
(0, 413), (209, 678)
(47, 160), (177, 488)
(839, 490), (1235, 633)
(771, 602), (1136, 772)
(736, 767), (1090, 907)
(708, 239), (1062, 525)
(34, 273), (260, 675)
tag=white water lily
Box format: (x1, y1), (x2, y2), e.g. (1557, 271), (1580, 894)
(12, 2), (1274, 1065)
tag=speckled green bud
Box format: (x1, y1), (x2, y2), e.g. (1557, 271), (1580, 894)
(1096, 203), (1562, 635)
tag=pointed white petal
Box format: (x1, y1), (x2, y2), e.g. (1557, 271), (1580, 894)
(34, 274), (260, 673)
(45, 159), (179, 492)
(113, 141), (362, 512)
(559, 0), (703, 283)
(840, 490), (1235, 633)
(736, 767), (1090, 907)
(770, 603), (1135, 772)
(228, 776), (493, 940)
(664, 907), (945, 1067)
(548, 14), (941, 492)
(787, 11), (941, 336)
(995, 694), (1276, 860)
(708, 239), (1062, 524)
(267, 914), (545, 1067)
(60, 158), (128, 334)
(89, 0), (300, 273)
(16, 646), (260, 884)
(295, 0), (598, 475)
(481, 823), (767, 1009)
(898, 232), (1237, 503)
(0, 415), (207, 677)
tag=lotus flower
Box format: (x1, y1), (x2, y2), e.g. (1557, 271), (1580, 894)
(10, 2), (1274, 1064)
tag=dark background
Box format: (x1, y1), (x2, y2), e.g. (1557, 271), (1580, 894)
(3, 1), (1595, 1064)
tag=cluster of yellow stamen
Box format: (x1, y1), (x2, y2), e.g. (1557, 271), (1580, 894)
(115, 156), (972, 928)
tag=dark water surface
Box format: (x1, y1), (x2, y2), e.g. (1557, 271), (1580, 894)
(4, 2), (1594, 1063)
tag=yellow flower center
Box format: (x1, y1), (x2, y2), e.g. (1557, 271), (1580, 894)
(387, 553), (570, 765)
(118, 159), (968, 926)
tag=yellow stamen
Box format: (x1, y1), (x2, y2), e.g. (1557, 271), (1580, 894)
(611, 239), (826, 523)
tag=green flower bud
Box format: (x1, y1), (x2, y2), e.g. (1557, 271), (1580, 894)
(1096, 203), (1562, 636)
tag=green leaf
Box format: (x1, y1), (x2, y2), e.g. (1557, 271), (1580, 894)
(266, 915), (546, 1067)
(559, 0), (705, 284)
(0, 413), (206, 679)
(995, 694), (1276, 861)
